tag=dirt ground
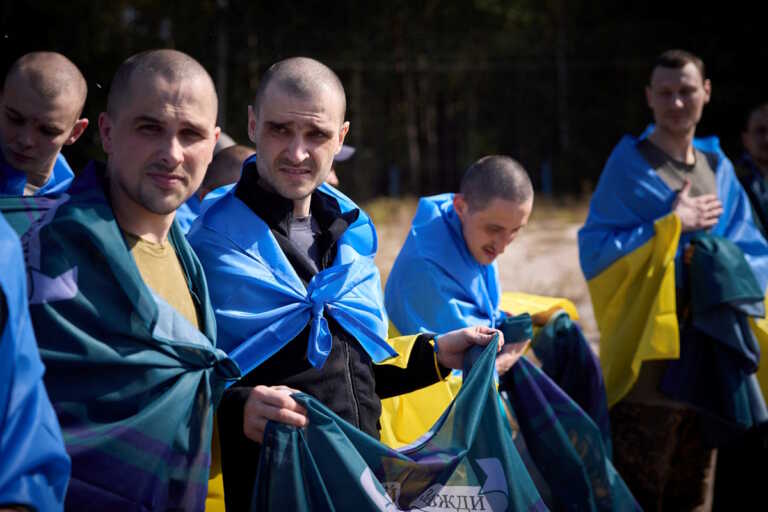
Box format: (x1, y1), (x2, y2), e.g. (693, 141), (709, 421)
(369, 196), (600, 348)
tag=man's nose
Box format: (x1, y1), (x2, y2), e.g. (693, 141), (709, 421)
(15, 126), (35, 149)
(159, 136), (184, 168)
(285, 136), (309, 164)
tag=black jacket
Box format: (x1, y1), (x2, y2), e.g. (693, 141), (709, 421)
(218, 165), (450, 510)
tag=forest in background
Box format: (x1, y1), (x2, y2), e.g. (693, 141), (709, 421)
(3, 0), (766, 202)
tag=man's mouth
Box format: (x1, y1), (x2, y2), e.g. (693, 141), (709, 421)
(147, 172), (185, 190)
(8, 149), (34, 163)
(280, 166), (312, 175)
(482, 247), (497, 259)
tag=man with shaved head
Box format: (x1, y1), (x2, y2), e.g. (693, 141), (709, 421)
(383, 156), (632, 508)
(580, 50), (768, 508)
(11, 49), (238, 511)
(0, 52), (88, 195)
(189, 57), (502, 509)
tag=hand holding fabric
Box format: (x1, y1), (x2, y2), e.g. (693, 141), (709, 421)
(674, 179), (723, 232)
(243, 385), (308, 443)
(495, 338), (531, 375)
(434, 326), (503, 369)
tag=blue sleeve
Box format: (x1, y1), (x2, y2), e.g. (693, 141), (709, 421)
(0, 228), (70, 511)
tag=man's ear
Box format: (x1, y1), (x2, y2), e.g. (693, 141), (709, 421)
(337, 121), (350, 149)
(703, 78), (712, 105)
(453, 193), (469, 221)
(98, 112), (113, 154)
(247, 105), (258, 145)
(65, 118), (89, 145)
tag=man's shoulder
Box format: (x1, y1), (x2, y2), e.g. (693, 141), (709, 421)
(190, 191), (262, 244)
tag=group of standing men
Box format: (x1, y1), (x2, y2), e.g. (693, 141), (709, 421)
(0, 50), (505, 512)
(1, 45), (768, 512)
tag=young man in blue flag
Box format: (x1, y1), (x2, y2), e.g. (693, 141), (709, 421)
(579, 49), (768, 509)
(188, 57), (504, 511)
(384, 156), (634, 510)
(0, 212), (69, 512)
(0, 52), (88, 195)
(8, 49), (239, 511)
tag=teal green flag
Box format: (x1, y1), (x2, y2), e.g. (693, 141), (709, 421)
(253, 337), (546, 511)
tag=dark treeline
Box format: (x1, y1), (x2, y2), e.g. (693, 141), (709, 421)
(2, 1), (766, 201)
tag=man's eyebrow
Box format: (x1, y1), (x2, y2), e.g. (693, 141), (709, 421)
(134, 114), (163, 125)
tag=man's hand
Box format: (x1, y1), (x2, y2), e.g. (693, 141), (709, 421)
(435, 326), (503, 369)
(495, 339), (530, 375)
(243, 385), (308, 443)
(673, 179), (723, 232)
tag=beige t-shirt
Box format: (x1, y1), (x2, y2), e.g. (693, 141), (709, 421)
(123, 231), (200, 329)
(637, 138), (717, 197)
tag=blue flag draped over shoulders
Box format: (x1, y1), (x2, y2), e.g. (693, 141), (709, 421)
(0, 212), (70, 512)
(579, 130), (768, 288)
(385, 193), (504, 334)
(2, 163), (240, 511)
(1, 152), (75, 196)
(188, 173), (396, 376)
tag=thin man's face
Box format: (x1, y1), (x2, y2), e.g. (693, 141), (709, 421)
(646, 62), (710, 137)
(454, 195), (533, 266)
(248, 83), (348, 202)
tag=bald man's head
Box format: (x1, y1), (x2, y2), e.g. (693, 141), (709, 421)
(460, 155), (533, 211)
(106, 49), (218, 120)
(4, 52), (87, 119)
(0, 52), (89, 186)
(252, 57), (346, 123)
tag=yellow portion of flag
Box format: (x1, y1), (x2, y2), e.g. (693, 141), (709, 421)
(587, 213), (681, 407)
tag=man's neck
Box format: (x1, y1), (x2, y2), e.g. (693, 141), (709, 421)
(21, 155), (57, 187)
(648, 126), (696, 164)
(110, 183), (174, 245)
(293, 196), (312, 218)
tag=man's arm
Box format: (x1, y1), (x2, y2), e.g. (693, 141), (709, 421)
(239, 326), (503, 443)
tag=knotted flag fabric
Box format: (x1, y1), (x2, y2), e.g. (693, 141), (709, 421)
(253, 338), (547, 512)
(1, 163), (240, 511)
(188, 179), (397, 376)
(0, 212), (70, 512)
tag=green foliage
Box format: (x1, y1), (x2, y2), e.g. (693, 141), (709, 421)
(2, 1), (766, 201)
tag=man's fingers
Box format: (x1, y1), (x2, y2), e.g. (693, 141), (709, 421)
(252, 385), (307, 415)
(679, 179), (692, 196)
(255, 400), (308, 427)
